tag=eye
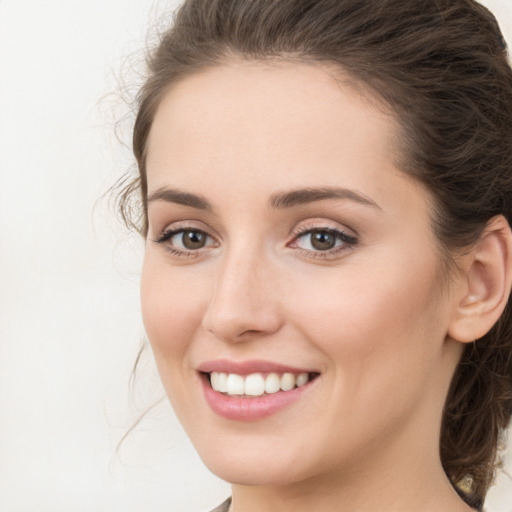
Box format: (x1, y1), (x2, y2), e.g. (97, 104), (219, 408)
(290, 227), (357, 254)
(153, 226), (217, 255)
(173, 229), (209, 250)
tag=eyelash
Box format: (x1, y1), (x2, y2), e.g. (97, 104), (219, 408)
(289, 225), (357, 259)
(152, 224), (358, 259)
(153, 226), (216, 258)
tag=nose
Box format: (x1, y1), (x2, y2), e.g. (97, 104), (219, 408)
(202, 246), (283, 343)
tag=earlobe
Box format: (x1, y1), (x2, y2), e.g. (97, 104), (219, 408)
(448, 215), (512, 343)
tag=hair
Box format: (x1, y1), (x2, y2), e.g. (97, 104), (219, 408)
(115, 0), (512, 507)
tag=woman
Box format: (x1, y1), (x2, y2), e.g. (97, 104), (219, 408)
(116, 0), (512, 510)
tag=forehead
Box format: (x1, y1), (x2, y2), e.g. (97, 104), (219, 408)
(146, 60), (401, 186)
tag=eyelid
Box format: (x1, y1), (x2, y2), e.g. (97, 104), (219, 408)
(153, 227), (214, 245)
(152, 220), (214, 240)
(290, 220), (357, 239)
(152, 221), (219, 257)
(288, 221), (358, 258)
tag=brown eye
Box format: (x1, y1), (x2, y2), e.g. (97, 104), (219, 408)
(292, 227), (357, 254)
(154, 227), (216, 253)
(310, 230), (336, 251)
(181, 230), (208, 250)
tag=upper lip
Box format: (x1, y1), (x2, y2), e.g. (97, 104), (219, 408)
(197, 359), (317, 375)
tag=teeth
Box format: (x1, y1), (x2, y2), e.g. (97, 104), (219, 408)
(296, 372), (309, 387)
(210, 371), (220, 390)
(280, 373), (295, 391)
(209, 371), (311, 397)
(245, 373), (265, 396)
(265, 373), (281, 394)
(210, 372), (229, 392)
(226, 373), (244, 395)
(217, 372), (228, 393)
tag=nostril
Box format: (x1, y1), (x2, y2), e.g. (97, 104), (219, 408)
(203, 313), (282, 343)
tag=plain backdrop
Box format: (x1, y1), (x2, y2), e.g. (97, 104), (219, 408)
(0, 1), (511, 511)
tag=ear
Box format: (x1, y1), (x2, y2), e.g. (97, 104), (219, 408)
(448, 215), (512, 343)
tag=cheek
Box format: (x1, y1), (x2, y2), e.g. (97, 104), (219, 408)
(140, 253), (208, 365)
(285, 249), (447, 386)
(282, 256), (449, 453)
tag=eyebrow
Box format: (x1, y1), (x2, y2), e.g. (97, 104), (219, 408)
(146, 186), (381, 211)
(147, 187), (212, 210)
(270, 187), (381, 210)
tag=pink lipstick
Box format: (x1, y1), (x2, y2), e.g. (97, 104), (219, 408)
(198, 359), (319, 421)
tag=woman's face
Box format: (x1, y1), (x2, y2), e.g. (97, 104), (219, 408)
(141, 61), (463, 487)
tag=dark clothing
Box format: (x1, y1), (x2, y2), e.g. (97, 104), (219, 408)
(210, 497), (231, 512)
(209, 493), (483, 511)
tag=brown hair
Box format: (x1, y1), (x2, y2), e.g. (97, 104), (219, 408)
(116, 0), (512, 507)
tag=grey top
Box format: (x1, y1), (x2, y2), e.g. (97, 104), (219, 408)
(210, 497), (231, 512)
(209, 494), (482, 511)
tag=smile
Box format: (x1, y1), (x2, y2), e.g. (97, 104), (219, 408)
(198, 360), (320, 421)
(208, 371), (312, 397)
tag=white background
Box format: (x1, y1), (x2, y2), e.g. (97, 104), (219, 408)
(0, 1), (511, 511)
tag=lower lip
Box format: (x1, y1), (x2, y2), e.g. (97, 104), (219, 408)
(200, 374), (314, 421)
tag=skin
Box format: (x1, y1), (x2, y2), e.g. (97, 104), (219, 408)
(141, 61), (476, 512)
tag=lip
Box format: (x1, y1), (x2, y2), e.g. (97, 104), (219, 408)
(197, 359), (319, 421)
(197, 358), (316, 375)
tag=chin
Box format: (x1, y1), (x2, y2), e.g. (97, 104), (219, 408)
(192, 435), (326, 487)
(203, 456), (303, 487)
